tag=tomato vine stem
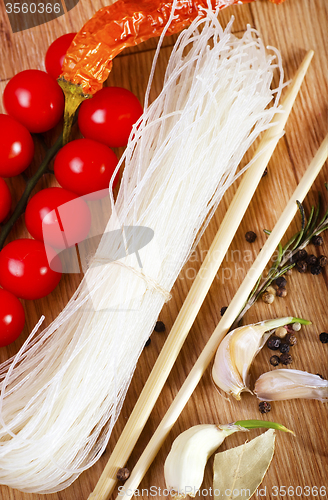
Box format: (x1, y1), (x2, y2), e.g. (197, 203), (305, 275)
(0, 134), (63, 251)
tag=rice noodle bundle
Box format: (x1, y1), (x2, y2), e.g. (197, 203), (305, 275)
(0, 11), (283, 494)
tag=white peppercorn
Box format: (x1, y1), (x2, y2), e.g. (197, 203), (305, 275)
(275, 326), (287, 339)
(262, 291), (274, 304)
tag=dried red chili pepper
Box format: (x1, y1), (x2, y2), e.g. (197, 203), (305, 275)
(61, 0), (250, 96)
(58, 0), (286, 142)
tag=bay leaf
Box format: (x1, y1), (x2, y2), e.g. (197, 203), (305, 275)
(213, 429), (275, 500)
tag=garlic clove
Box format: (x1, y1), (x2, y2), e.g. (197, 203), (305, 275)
(164, 424), (239, 498)
(254, 369), (328, 402)
(212, 332), (246, 400)
(164, 420), (293, 499)
(212, 317), (310, 400)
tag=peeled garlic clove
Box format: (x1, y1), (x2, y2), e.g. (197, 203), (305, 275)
(212, 317), (310, 400)
(254, 369), (328, 402)
(164, 424), (240, 498)
(164, 420), (293, 499)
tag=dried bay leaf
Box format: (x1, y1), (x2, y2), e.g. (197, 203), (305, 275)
(213, 429), (275, 500)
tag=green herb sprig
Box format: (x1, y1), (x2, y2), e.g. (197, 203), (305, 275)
(233, 185), (328, 326)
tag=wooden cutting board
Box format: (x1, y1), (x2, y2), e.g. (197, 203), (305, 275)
(0, 0), (327, 499)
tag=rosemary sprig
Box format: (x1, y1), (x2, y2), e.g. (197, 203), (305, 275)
(233, 186), (328, 326)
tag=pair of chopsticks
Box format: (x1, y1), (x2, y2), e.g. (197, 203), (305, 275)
(88, 50), (328, 500)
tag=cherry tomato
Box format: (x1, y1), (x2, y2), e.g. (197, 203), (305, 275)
(25, 187), (91, 249)
(3, 70), (64, 133)
(0, 239), (62, 300)
(45, 33), (77, 80)
(0, 289), (25, 347)
(0, 114), (35, 177)
(54, 138), (119, 199)
(78, 87), (143, 148)
(0, 178), (11, 223)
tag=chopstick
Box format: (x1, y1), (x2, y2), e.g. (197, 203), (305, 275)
(116, 131), (328, 500)
(88, 50), (314, 500)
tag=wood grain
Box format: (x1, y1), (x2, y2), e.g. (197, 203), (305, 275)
(0, 0), (327, 499)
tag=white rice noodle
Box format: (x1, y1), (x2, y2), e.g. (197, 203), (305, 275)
(0, 8), (283, 494)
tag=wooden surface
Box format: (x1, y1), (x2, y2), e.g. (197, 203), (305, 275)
(0, 0), (327, 499)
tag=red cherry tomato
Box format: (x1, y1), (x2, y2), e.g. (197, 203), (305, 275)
(0, 178), (11, 223)
(3, 70), (64, 133)
(0, 239), (62, 300)
(54, 138), (119, 199)
(45, 33), (77, 80)
(0, 114), (34, 177)
(25, 187), (91, 249)
(78, 87), (143, 148)
(0, 289), (25, 347)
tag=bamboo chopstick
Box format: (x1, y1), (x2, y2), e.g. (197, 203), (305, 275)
(88, 51), (314, 500)
(117, 131), (328, 500)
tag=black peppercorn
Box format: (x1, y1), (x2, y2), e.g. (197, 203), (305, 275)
(312, 235), (323, 246)
(306, 254), (318, 266)
(262, 168), (268, 177)
(296, 260), (307, 273)
(276, 287), (287, 298)
(280, 353), (292, 365)
(154, 321), (166, 332)
(259, 401), (271, 413)
(145, 338), (151, 347)
(275, 276), (287, 288)
(270, 355), (280, 366)
(310, 265), (322, 275)
(267, 336), (281, 350)
(318, 255), (327, 267)
(279, 343), (290, 354)
(117, 468), (130, 481)
(285, 333), (297, 346)
(220, 306), (228, 316)
(293, 249), (308, 262)
(319, 332), (328, 343)
(245, 231), (257, 243)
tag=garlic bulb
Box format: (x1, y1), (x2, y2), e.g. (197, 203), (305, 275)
(212, 317), (310, 400)
(164, 419), (293, 498)
(164, 424), (242, 499)
(255, 369), (328, 402)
